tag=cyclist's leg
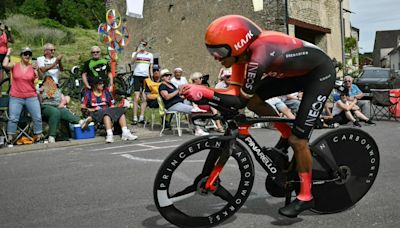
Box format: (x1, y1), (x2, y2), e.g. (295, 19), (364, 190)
(279, 60), (336, 217)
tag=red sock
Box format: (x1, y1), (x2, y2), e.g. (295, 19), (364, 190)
(274, 122), (292, 139)
(297, 172), (313, 201)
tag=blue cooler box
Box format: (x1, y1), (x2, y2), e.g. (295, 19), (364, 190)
(70, 123), (95, 139)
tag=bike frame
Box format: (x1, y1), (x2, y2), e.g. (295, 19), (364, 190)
(199, 114), (342, 192)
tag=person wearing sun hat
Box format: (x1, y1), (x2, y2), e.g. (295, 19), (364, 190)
(2, 47), (43, 143)
(159, 69), (209, 136)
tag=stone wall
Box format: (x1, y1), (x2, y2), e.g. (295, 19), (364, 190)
(113, 0), (285, 82)
(111, 0), (343, 80)
(288, 0), (343, 65)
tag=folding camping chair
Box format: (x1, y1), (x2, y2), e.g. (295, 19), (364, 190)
(370, 89), (399, 121)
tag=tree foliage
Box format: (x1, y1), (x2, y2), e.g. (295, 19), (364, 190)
(20, 0), (50, 19)
(1, 0), (106, 29)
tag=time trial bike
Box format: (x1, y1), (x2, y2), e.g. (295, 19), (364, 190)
(153, 106), (379, 227)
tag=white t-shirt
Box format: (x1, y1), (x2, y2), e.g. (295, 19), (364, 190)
(37, 56), (60, 84)
(171, 77), (188, 89)
(332, 100), (348, 116)
(131, 51), (153, 77)
(215, 81), (228, 89)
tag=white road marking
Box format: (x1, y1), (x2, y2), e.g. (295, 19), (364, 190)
(111, 145), (179, 155)
(93, 139), (183, 151)
(120, 154), (205, 163)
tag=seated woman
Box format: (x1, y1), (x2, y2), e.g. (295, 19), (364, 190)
(331, 92), (375, 127)
(158, 69), (208, 136)
(190, 72), (224, 133)
(81, 77), (138, 143)
(2, 47), (42, 143)
(40, 75), (90, 143)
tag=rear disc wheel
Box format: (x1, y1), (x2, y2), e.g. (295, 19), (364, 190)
(309, 128), (380, 213)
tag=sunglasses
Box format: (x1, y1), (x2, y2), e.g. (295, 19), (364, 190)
(92, 51), (100, 54)
(47, 49), (56, 52)
(206, 44), (231, 60)
(344, 80), (351, 82)
(22, 52), (32, 56)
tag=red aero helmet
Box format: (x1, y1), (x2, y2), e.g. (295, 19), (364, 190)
(205, 15), (262, 59)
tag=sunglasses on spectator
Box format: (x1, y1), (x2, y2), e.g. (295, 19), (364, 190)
(92, 51), (100, 54)
(22, 52), (32, 56)
(344, 80), (351, 82)
(47, 49), (56, 52)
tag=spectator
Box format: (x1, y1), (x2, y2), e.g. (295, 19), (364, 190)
(280, 92), (302, 114)
(144, 64), (161, 109)
(81, 77), (137, 143)
(37, 43), (63, 84)
(81, 46), (113, 92)
(40, 76), (90, 143)
(131, 40), (153, 124)
(159, 69), (208, 136)
(0, 23), (13, 81)
(331, 92), (375, 127)
(2, 47), (42, 143)
(215, 67), (231, 89)
(341, 75), (368, 115)
(170, 67), (188, 88)
(190, 72), (224, 132)
(266, 97), (296, 119)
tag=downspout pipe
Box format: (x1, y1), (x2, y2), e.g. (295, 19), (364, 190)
(285, 0), (289, 34)
(339, 0), (346, 75)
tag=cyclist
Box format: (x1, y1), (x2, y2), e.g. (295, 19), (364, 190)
(181, 15), (335, 218)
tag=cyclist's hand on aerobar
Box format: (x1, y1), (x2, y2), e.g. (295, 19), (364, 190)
(180, 84), (214, 102)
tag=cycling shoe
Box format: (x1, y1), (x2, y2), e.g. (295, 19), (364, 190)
(278, 198), (315, 218)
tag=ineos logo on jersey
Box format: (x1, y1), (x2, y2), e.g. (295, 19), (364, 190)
(234, 30), (254, 51)
(245, 62), (258, 90)
(305, 95), (327, 127)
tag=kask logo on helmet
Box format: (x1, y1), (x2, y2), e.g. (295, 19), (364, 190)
(234, 30), (254, 51)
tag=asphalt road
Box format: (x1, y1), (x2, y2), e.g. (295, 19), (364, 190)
(1, 121), (399, 228)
